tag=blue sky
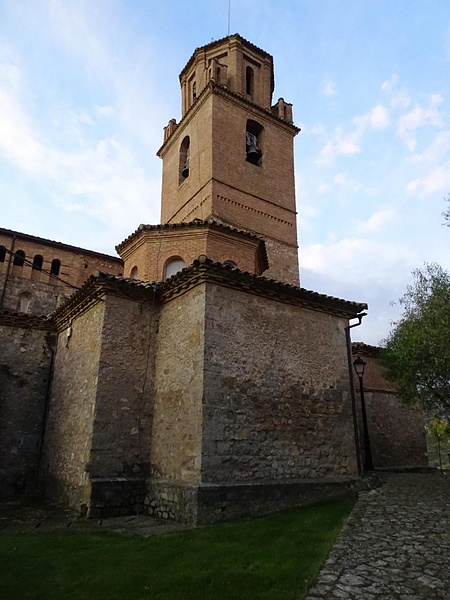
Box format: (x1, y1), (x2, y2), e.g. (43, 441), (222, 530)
(1, 0), (450, 344)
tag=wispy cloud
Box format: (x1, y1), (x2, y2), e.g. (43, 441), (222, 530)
(358, 207), (396, 233)
(322, 79), (337, 96)
(397, 93), (443, 151)
(317, 103), (390, 163)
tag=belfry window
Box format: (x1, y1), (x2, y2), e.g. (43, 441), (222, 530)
(13, 250), (25, 267)
(179, 136), (190, 182)
(32, 254), (43, 271)
(0, 246), (6, 262)
(164, 257), (186, 279)
(245, 66), (254, 97)
(192, 82), (197, 101)
(50, 259), (61, 276)
(246, 119), (263, 166)
(130, 266), (138, 279)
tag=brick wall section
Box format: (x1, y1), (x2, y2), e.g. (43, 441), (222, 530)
(119, 225), (266, 281)
(160, 98), (213, 224)
(40, 300), (105, 510)
(263, 238), (300, 286)
(0, 230), (123, 316)
(201, 283), (358, 483)
(158, 85), (300, 286)
(0, 320), (53, 496)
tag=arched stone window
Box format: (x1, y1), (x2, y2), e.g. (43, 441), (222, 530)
(50, 259), (61, 276)
(32, 255), (43, 270)
(0, 246), (6, 262)
(13, 250), (25, 267)
(224, 260), (237, 268)
(130, 266), (138, 279)
(164, 257), (186, 279)
(246, 119), (263, 166)
(17, 291), (31, 314)
(245, 66), (254, 97)
(179, 136), (190, 183)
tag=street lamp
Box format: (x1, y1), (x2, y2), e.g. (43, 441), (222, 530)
(353, 356), (374, 472)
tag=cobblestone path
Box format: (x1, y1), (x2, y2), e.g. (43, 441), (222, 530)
(306, 472), (450, 599)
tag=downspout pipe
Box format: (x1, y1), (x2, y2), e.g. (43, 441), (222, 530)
(345, 312), (367, 476)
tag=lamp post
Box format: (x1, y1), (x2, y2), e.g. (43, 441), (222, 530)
(353, 356), (374, 472)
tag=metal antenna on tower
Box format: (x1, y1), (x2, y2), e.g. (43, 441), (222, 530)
(227, 0), (231, 36)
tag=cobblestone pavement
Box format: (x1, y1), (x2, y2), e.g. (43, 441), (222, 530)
(306, 472), (450, 600)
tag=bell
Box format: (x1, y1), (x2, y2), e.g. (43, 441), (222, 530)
(246, 143), (262, 165)
(181, 157), (189, 178)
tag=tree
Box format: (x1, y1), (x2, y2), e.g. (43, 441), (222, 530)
(427, 417), (450, 470)
(443, 194), (450, 226)
(382, 263), (450, 415)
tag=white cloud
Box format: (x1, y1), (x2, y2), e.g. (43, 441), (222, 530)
(317, 127), (361, 163)
(381, 73), (411, 108)
(0, 56), (159, 237)
(317, 103), (390, 163)
(358, 207), (396, 233)
(369, 104), (390, 129)
(397, 93), (443, 151)
(406, 165), (450, 198)
(96, 105), (115, 118)
(301, 237), (416, 283)
(381, 74), (398, 91)
(322, 79), (337, 96)
(333, 172), (361, 192)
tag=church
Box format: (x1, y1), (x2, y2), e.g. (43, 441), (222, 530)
(0, 35), (428, 523)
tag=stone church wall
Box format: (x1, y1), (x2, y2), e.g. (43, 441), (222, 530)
(352, 349), (428, 469)
(201, 283), (358, 484)
(147, 285), (206, 523)
(365, 392), (428, 469)
(41, 292), (159, 516)
(0, 318), (54, 496)
(88, 294), (157, 516)
(0, 273), (71, 315)
(40, 300), (105, 511)
(146, 279), (359, 524)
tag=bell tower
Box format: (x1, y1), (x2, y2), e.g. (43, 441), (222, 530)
(157, 35), (301, 286)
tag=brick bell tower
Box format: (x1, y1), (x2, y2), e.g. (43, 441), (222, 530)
(118, 35), (300, 286)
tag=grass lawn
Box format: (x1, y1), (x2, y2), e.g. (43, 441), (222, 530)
(0, 499), (353, 600)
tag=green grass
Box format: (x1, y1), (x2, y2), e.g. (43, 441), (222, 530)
(0, 499), (353, 600)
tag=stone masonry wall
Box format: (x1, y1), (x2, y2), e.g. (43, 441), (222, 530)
(40, 300), (105, 511)
(0, 321), (53, 496)
(201, 283), (358, 484)
(0, 273), (71, 315)
(365, 391), (428, 469)
(86, 294), (157, 516)
(148, 285), (206, 520)
(352, 351), (428, 469)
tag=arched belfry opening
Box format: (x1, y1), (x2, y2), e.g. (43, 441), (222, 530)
(245, 66), (254, 98)
(179, 136), (190, 183)
(246, 119), (263, 165)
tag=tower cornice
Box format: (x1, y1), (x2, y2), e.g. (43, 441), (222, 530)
(157, 81), (300, 157)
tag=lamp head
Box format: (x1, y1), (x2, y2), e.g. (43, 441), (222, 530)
(353, 356), (366, 378)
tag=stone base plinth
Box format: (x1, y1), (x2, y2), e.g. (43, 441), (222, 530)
(88, 477), (146, 518)
(146, 477), (360, 525)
